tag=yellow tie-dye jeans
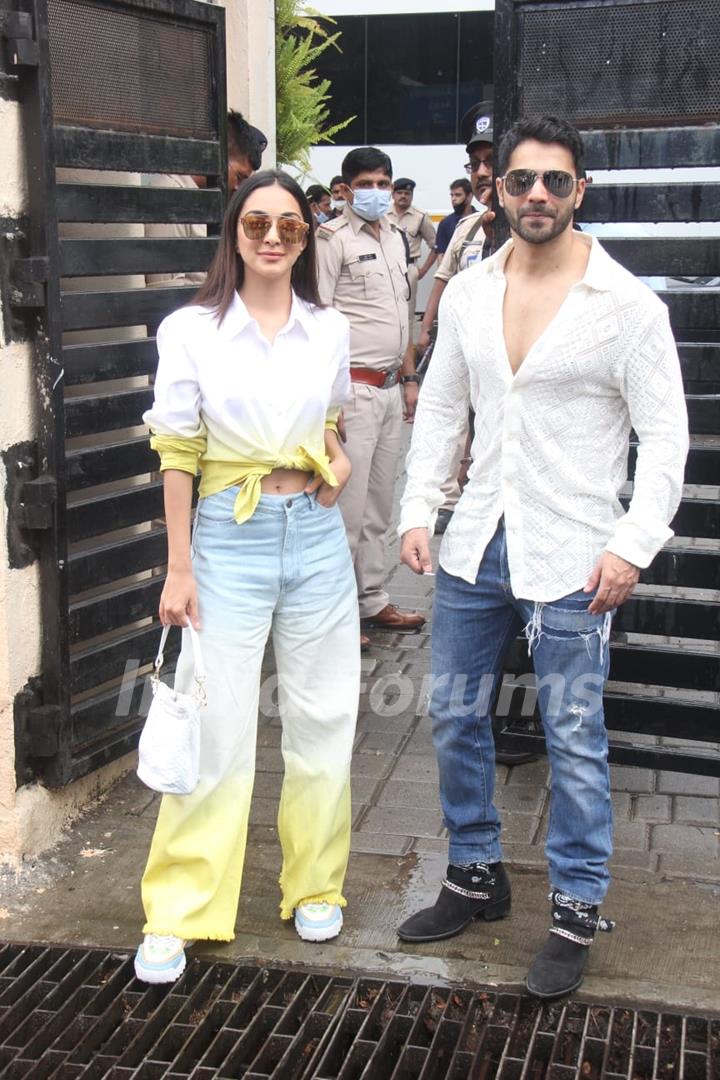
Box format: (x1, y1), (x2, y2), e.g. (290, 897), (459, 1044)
(141, 487), (360, 941)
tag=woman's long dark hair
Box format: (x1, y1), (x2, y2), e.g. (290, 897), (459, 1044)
(193, 169), (323, 323)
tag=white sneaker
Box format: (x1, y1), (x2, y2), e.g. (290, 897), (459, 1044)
(134, 934), (187, 984)
(294, 902), (343, 942)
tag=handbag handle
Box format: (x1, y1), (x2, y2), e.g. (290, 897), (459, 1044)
(152, 624), (207, 704)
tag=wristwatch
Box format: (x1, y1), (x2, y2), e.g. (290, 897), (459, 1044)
(399, 375), (420, 384)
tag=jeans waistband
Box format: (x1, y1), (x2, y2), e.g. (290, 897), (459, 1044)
(200, 485), (321, 516)
(254, 490), (316, 514)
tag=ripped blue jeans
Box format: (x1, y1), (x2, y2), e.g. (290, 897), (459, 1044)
(430, 520), (613, 904)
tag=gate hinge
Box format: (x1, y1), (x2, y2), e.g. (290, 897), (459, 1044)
(1, 12), (39, 67)
(10, 255), (49, 308)
(19, 473), (57, 529)
(26, 704), (62, 757)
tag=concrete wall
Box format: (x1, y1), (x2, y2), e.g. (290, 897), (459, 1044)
(222, 0), (276, 164)
(0, 0), (276, 865)
(0, 89), (40, 862)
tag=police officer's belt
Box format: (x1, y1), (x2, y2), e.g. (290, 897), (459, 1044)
(350, 367), (400, 389)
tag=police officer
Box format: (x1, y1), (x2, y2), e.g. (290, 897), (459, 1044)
(418, 101), (495, 535)
(329, 175), (346, 217)
(316, 147), (426, 648)
(388, 177), (437, 329)
(306, 184), (332, 227)
(419, 101), (494, 351)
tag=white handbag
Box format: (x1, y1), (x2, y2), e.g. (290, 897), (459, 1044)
(136, 624), (207, 796)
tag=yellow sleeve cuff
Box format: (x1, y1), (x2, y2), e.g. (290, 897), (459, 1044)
(150, 433), (207, 476)
(324, 406), (341, 435)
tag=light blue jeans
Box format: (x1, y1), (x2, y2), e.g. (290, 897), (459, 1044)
(430, 520), (613, 904)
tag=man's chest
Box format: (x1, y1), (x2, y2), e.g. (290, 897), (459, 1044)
(457, 238), (484, 273)
(391, 210), (420, 235)
(502, 282), (574, 374)
(459, 284), (624, 388)
(452, 216), (484, 272)
(337, 241), (406, 304)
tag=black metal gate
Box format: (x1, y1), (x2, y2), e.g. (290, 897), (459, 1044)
(4, 0), (226, 786)
(493, 0), (720, 775)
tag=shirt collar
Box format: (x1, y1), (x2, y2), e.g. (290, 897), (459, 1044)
(218, 290), (314, 340)
(580, 234), (616, 292)
(344, 202), (392, 235)
(486, 232), (613, 293)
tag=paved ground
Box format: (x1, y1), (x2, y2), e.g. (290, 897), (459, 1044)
(2, 437), (719, 1015)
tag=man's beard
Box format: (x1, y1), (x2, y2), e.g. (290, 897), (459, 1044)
(505, 199), (575, 244)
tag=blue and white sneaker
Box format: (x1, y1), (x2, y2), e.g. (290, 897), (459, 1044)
(294, 902), (343, 942)
(134, 934), (187, 984)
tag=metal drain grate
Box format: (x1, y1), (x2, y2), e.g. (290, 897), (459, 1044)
(0, 944), (350, 1079)
(0, 943), (717, 1078)
(314, 982), (718, 1079)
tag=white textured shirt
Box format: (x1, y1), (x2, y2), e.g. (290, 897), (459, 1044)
(400, 235), (689, 601)
(143, 292), (351, 462)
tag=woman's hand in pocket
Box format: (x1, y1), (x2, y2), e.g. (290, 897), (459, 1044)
(160, 568), (201, 629)
(306, 448), (352, 508)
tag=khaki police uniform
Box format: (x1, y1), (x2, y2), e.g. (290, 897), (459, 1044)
(316, 205), (410, 619)
(145, 173), (207, 287)
(387, 205), (436, 326)
(434, 208), (488, 508)
(434, 207), (487, 282)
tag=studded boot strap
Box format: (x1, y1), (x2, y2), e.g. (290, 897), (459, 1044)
(549, 890), (615, 947)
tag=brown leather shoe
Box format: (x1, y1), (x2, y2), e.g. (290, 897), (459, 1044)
(360, 634), (371, 651)
(361, 604), (426, 633)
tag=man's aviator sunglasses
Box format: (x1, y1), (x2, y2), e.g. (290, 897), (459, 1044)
(239, 213), (310, 244)
(500, 169), (579, 198)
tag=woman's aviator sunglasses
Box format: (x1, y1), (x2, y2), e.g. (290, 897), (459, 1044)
(501, 169), (579, 199)
(239, 212), (310, 245)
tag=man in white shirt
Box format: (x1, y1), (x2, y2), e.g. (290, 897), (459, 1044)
(396, 116), (688, 999)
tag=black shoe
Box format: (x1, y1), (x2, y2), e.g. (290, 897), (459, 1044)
(397, 862), (511, 943)
(434, 508), (454, 535)
(495, 748), (539, 767)
(492, 715), (538, 767)
(526, 890), (615, 999)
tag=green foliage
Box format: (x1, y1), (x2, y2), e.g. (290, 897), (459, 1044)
(275, 0), (356, 172)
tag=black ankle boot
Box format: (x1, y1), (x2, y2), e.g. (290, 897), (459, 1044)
(397, 862), (511, 943)
(526, 890), (615, 998)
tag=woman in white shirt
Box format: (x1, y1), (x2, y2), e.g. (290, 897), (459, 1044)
(135, 170), (360, 984)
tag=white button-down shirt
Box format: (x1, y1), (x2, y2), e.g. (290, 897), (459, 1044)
(143, 292), (351, 462)
(400, 235), (689, 602)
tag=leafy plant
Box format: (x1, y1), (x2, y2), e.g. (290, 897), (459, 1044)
(275, 0), (356, 172)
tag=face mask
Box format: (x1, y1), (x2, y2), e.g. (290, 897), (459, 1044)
(330, 198), (345, 211)
(351, 188), (392, 221)
(316, 211), (329, 224)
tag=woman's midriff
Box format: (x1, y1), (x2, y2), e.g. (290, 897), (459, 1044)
(260, 467), (313, 494)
